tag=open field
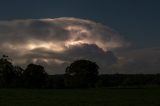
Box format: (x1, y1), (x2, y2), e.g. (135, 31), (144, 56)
(1, 88), (160, 106)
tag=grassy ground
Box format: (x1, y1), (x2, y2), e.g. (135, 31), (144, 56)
(1, 87), (160, 106)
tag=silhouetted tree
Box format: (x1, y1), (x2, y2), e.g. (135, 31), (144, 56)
(64, 60), (99, 88)
(22, 64), (48, 88)
(0, 55), (16, 87)
(13, 66), (24, 87)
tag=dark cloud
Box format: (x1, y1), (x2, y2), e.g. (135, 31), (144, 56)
(109, 47), (160, 74)
(19, 44), (118, 74)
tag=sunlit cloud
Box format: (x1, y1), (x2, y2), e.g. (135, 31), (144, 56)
(0, 17), (128, 74)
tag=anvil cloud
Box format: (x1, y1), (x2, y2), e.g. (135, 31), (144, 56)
(0, 17), (127, 74)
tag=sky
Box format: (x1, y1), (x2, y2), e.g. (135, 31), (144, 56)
(0, 0), (159, 74)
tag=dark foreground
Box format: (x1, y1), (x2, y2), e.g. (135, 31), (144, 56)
(0, 87), (160, 106)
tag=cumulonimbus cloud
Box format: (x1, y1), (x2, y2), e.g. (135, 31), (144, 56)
(0, 17), (128, 74)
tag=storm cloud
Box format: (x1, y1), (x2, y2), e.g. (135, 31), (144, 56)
(0, 17), (128, 74)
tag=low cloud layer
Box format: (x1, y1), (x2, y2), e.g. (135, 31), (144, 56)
(114, 47), (160, 74)
(1, 17), (158, 74)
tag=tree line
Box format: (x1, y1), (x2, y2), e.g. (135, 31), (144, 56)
(0, 55), (99, 88)
(1, 55), (160, 89)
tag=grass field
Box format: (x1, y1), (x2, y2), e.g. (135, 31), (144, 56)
(1, 88), (160, 106)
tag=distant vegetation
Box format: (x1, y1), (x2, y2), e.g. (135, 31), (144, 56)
(1, 55), (160, 89)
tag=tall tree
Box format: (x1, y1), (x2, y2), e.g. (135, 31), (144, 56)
(23, 64), (48, 88)
(0, 55), (15, 87)
(64, 60), (99, 88)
